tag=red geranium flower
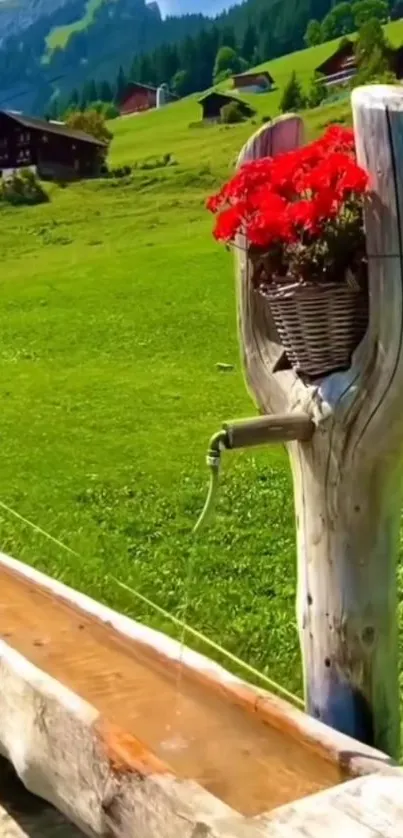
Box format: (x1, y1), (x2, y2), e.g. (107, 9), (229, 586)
(206, 124), (369, 287)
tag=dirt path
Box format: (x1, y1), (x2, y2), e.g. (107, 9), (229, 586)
(0, 759), (83, 838)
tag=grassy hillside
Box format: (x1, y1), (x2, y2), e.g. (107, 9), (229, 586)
(219, 18), (403, 107)
(1, 89), (402, 701)
(46, 0), (108, 51)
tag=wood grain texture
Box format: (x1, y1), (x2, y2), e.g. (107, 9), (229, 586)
(261, 771), (403, 837)
(236, 93), (403, 757)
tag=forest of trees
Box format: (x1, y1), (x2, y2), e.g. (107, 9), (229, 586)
(54, 0), (399, 118)
(0, 0), (348, 114)
(0, 0), (400, 116)
(304, 0), (399, 45)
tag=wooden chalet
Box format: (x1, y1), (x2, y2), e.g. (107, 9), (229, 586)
(315, 40), (357, 87)
(0, 110), (106, 180)
(316, 39), (403, 88)
(119, 82), (157, 115)
(198, 91), (255, 122)
(232, 70), (274, 93)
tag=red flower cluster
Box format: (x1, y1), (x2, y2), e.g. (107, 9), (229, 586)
(206, 127), (369, 266)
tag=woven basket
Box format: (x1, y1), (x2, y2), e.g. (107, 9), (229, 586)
(259, 279), (368, 379)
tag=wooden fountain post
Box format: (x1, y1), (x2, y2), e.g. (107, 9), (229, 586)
(236, 88), (403, 759)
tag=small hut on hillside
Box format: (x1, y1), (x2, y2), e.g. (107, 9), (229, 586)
(0, 110), (106, 180)
(198, 91), (255, 123)
(232, 70), (274, 93)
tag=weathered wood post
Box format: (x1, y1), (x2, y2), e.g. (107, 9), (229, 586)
(236, 88), (403, 759)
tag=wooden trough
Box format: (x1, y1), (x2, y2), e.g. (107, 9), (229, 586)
(0, 551), (398, 838)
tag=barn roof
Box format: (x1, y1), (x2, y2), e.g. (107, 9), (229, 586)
(120, 81), (158, 96)
(315, 40), (354, 74)
(232, 70), (274, 83)
(198, 90), (254, 110)
(2, 110), (106, 146)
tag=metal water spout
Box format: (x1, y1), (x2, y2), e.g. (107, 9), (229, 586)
(194, 413), (314, 532)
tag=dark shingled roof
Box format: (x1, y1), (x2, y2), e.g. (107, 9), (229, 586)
(3, 110), (106, 146)
(232, 70), (275, 83)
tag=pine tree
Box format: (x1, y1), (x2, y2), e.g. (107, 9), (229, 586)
(242, 22), (257, 63)
(69, 89), (79, 108)
(280, 71), (306, 113)
(87, 79), (98, 103)
(99, 80), (113, 102)
(115, 66), (127, 102)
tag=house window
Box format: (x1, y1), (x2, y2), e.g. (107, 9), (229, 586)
(18, 131), (30, 145)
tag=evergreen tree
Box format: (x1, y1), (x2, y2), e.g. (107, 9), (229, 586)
(115, 66), (127, 102)
(99, 80), (113, 102)
(220, 27), (237, 50)
(280, 71), (306, 113)
(242, 22), (257, 63)
(391, 0), (403, 19)
(138, 54), (156, 85)
(69, 88), (80, 109)
(87, 79), (98, 103)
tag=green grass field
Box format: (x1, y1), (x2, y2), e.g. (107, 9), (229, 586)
(45, 0), (109, 52)
(1, 69), (403, 701)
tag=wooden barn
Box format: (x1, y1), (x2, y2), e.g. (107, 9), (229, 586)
(0, 110), (106, 180)
(315, 40), (357, 87)
(119, 83), (157, 115)
(232, 70), (274, 93)
(198, 91), (255, 122)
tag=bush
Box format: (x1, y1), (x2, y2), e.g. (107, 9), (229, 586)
(307, 73), (328, 109)
(0, 169), (49, 206)
(91, 101), (119, 120)
(221, 102), (245, 124)
(104, 164), (132, 178)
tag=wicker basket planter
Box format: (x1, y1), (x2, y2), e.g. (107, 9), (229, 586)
(259, 278), (368, 379)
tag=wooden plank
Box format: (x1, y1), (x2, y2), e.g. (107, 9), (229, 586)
(0, 758), (83, 838)
(261, 773), (403, 837)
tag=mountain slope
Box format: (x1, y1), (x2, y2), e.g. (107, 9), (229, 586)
(0, 0), (85, 40)
(0, 0), (343, 114)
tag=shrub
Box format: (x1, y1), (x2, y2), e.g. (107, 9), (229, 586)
(66, 109), (112, 144)
(105, 164), (132, 178)
(307, 73), (328, 109)
(221, 102), (245, 124)
(91, 101), (119, 120)
(0, 169), (49, 206)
